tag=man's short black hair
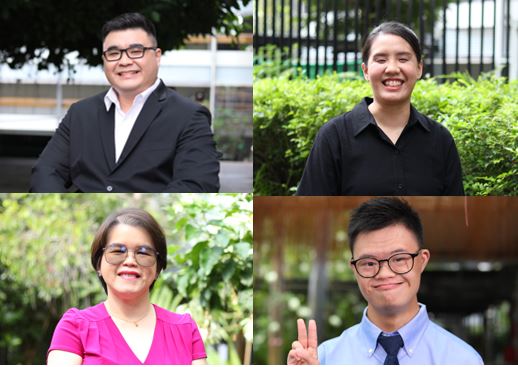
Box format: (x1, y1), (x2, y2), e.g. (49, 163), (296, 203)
(101, 12), (157, 46)
(348, 197), (424, 255)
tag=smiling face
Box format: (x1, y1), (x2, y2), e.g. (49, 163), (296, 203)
(99, 223), (158, 301)
(102, 28), (161, 99)
(361, 33), (423, 106)
(351, 223), (430, 319)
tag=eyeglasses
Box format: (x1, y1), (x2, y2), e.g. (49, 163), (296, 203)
(102, 45), (157, 61)
(103, 244), (159, 267)
(350, 250), (422, 278)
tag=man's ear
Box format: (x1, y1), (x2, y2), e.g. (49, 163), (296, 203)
(419, 249), (430, 273)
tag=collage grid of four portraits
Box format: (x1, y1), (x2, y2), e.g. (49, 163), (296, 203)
(0, 1), (517, 366)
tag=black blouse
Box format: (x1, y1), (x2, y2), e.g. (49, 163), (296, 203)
(296, 97), (464, 195)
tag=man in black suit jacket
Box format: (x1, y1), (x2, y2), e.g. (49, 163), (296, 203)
(31, 12), (220, 193)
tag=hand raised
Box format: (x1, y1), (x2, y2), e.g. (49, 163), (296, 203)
(287, 319), (319, 365)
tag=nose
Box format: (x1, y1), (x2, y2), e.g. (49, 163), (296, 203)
(122, 250), (138, 266)
(376, 260), (396, 277)
(385, 58), (400, 74)
(118, 50), (133, 65)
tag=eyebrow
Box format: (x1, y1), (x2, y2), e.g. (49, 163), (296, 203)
(104, 43), (145, 51)
(372, 52), (413, 58)
(354, 248), (413, 259)
(108, 242), (155, 248)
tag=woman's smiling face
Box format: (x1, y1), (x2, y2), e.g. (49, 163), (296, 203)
(100, 223), (158, 300)
(361, 33), (423, 106)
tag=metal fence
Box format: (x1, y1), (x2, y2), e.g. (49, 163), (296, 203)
(254, 0), (512, 78)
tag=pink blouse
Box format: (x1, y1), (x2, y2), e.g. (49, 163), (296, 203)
(48, 303), (206, 365)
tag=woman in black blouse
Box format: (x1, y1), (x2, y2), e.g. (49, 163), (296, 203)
(296, 22), (464, 195)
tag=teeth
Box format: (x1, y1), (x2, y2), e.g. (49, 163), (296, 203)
(120, 273), (138, 279)
(384, 80), (402, 86)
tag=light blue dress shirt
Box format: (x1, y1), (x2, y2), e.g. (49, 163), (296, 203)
(318, 303), (484, 364)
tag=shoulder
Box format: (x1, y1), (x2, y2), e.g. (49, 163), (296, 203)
(315, 111), (353, 146)
(61, 303), (109, 323)
(68, 90), (107, 111)
(158, 84), (209, 115)
(153, 304), (198, 326)
(426, 319), (483, 363)
(318, 324), (361, 362)
(317, 99), (370, 139)
(413, 107), (455, 140)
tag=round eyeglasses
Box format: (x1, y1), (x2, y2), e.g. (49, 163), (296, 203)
(103, 244), (158, 267)
(102, 45), (157, 62)
(350, 250), (422, 278)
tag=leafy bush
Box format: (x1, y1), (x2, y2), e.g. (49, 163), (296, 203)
(254, 73), (518, 195)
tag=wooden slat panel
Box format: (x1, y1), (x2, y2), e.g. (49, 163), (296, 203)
(254, 197), (518, 261)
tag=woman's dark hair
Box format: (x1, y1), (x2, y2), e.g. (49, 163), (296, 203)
(91, 208), (167, 294)
(348, 197), (424, 256)
(362, 21), (422, 64)
(101, 12), (157, 46)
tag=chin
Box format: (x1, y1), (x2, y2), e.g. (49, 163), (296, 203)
(377, 93), (412, 105)
(112, 287), (148, 299)
(116, 81), (143, 91)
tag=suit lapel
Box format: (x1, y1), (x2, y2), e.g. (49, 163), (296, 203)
(98, 101), (117, 172)
(114, 81), (167, 169)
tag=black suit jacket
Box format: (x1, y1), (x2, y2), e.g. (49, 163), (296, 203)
(30, 81), (220, 192)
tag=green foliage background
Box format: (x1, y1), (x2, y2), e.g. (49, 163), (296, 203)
(0, 193), (252, 365)
(0, 0), (250, 70)
(254, 73), (518, 195)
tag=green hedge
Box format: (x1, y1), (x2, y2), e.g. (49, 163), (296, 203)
(254, 73), (518, 195)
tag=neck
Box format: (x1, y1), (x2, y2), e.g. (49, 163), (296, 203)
(367, 301), (420, 333)
(105, 292), (151, 321)
(368, 99), (411, 129)
(115, 92), (136, 113)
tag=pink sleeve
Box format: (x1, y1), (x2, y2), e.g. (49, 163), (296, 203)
(190, 316), (207, 360)
(47, 308), (84, 358)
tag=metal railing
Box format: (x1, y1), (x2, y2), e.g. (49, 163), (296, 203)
(254, 0), (512, 78)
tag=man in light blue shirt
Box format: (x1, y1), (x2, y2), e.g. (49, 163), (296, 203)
(287, 197), (483, 365)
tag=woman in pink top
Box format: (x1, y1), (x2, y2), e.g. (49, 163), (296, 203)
(47, 208), (207, 365)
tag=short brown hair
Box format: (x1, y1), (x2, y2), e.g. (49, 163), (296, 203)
(91, 208), (167, 294)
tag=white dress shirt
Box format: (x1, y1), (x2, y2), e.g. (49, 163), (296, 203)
(104, 78), (161, 162)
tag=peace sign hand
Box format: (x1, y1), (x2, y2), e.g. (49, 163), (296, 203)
(287, 319), (319, 365)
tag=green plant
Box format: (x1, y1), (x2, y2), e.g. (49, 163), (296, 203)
(0, 193), (252, 364)
(253, 72), (518, 195)
(153, 194), (253, 364)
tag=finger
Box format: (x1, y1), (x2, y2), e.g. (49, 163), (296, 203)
(297, 318), (308, 348)
(287, 349), (298, 365)
(292, 341), (304, 350)
(307, 319), (318, 349)
(293, 348), (320, 365)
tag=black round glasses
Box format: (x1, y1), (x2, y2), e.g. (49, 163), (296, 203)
(350, 250), (422, 278)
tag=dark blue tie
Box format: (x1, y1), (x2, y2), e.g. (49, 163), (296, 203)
(378, 333), (404, 365)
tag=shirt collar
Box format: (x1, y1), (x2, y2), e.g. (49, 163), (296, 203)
(397, 303), (430, 357)
(358, 306), (383, 358)
(351, 97), (431, 137)
(358, 303), (430, 359)
(103, 78), (161, 112)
